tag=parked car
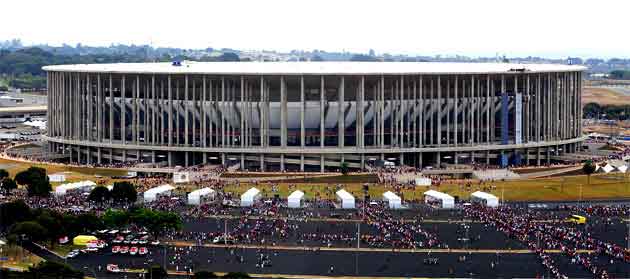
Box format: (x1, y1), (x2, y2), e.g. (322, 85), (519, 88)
(106, 264), (121, 273)
(139, 247), (148, 255)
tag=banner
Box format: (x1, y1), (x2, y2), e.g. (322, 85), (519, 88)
(501, 92), (509, 144)
(515, 93), (522, 144)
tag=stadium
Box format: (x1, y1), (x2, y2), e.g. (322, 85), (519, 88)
(43, 62), (586, 172)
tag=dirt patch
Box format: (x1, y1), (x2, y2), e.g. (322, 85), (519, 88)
(280, 174), (379, 184)
(583, 86), (630, 106)
(512, 166), (570, 174)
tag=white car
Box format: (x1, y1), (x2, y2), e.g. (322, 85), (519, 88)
(66, 251), (79, 258)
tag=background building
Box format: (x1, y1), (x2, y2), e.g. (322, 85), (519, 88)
(43, 62), (585, 171)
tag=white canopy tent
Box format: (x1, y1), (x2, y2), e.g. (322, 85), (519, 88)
(423, 190), (455, 209)
(382, 191), (402, 209)
(54, 181), (96, 196)
(287, 190), (305, 208)
(173, 172), (190, 183)
(143, 184), (175, 202)
(415, 177), (432, 186)
(335, 189), (355, 209)
(48, 173), (66, 183)
(240, 187), (261, 207)
(187, 187), (216, 205)
(599, 164), (615, 173)
(470, 191), (499, 207)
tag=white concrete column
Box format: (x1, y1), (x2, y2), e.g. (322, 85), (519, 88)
(109, 75), (114, 143)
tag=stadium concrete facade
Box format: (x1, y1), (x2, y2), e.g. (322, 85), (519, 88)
(43, 62), (586, 171)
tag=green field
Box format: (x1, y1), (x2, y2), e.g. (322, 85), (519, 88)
(2, 155), (630, 202)
(224, 173), (630, 202)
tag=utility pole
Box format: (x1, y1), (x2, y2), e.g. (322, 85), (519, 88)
(224, 218), (228, 246)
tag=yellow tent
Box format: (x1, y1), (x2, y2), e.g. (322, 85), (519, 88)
(72, 235), (98, 246)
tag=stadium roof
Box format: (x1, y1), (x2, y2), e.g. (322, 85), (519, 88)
(43, 62), (586, 75)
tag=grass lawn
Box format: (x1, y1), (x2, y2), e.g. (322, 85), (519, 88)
(0, 157), (128, 187)
(1, 155), (629, 202)
(0, 244), (43, 270)
(223, 173), (630, 202)
(47, 244), (83, 257)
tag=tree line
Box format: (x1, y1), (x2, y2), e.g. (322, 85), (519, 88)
(609, 70), (630, 80)
(0, 47), (242, 89)
(583, 102), (630, 120)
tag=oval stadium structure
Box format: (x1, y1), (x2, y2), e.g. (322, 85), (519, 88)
(43, 62), (586, 171)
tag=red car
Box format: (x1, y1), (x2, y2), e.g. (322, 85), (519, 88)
(139, 247), (148, 255)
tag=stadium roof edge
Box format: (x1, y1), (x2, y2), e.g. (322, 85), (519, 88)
(42, 61), (587, 75)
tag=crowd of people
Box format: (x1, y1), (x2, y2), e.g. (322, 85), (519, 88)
(463, 203), (629, 279)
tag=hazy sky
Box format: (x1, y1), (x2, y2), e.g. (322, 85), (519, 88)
(3, 0), (628, 58)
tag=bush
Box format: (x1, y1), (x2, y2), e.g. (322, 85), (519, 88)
(222, 272), (252, 278)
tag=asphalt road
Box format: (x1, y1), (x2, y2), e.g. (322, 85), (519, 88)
(180, 218), (527, 249)
(67, 244), (630, 278)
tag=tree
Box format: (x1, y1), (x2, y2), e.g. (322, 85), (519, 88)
(1, 178), (17, 193)
(88, 186), (111, 202)
(222, 272), (252, 278)
(192, 271), (219, 279)
(217, 52), (240, 62)
(110, 181), (137, 203)
(349, 54), (379, 62)
(146, 265), (168, 279)
(15, 167), (51, 197)
(35, 210), (65, 246)
(0, 169), (8, 180)
(583, 160), (596, 186)
(74, 213), (102, 233)
(130, 208), (182, 238)
(10, 221), (48, 242)
(0, 200), (32, 229)
(311, 55), (324, 61)
(101, 209), (130, 228)
(340, 162), (349, 175)
(29, 261), (84, 278)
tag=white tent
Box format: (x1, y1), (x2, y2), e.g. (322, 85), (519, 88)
(423, 190), (455, 209)
(617, 165), (628, 173)
(173, 172), (190, 183)
(414, 177), (432, 186)
(240, 187), (261, 207)
(48, 173), (66, 183)
(470, 191), (499, 207)
(55, 181), (96, 196)
(599, 164), (615, 173)
(382, 191), (402, 209)
(187, 187), (216, 205)
(335, 189), (355, 209)
(143, 184), (175, 202)
(287, 190), (305, 208)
